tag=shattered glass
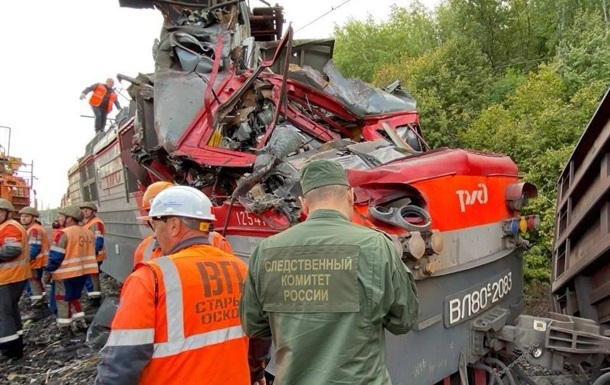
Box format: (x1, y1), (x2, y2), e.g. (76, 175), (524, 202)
(292, 61), (417, 116)
(322, 61), (417, 116)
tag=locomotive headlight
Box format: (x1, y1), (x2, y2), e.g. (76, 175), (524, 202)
(404, 232), (425, 259)
(505, 182), (538, 212)
(425, 230), (444, 254)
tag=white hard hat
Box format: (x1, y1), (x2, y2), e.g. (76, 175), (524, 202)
(138, 185), (216, 221)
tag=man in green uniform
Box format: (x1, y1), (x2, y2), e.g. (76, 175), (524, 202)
(240, 159), (419, 385)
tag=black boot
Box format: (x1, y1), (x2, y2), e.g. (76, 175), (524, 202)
(89, 297), (102, 308)
(22, 305), (51, 322)
(0, 337), (24, 361)
(0, 354), (16, 364)
(58, 327), (78, 346)
(71, 319), (88, 334)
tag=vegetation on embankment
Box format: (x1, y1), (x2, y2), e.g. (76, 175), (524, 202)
(333, 0), (610, 285)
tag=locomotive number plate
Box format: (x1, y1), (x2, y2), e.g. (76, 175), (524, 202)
(233, 211), (268, 227)
(444, 270), (512, 327)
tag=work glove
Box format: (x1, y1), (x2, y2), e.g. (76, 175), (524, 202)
(80, 93), (86, 100)
(42, 270), (52, 285)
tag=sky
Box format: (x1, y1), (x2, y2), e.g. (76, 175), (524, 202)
(0, 0), (439, 208)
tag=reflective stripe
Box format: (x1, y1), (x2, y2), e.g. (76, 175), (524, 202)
(54, 261), (98, 274)
(156, 257), (184, 342)
(16, 330), (23, 335)
(151, 257), (246, 358)
(0, 333), (19, 343)
(107, 328), (155, 347)
(50, 246), (66, 253)
(153, 325), (245, 358)
(57, 318), (72, 324)
(72, 312), (85, 319)
(5, 241), (22, 248)
(29, 239), (41, 245)
(0, 258), (29, 269)
(211, 232), (225, 250)
(142, 239), (157, 262)
(55, 256), (95, 264)
(87, 291), (102, 297)
(29, 295), (43, 300)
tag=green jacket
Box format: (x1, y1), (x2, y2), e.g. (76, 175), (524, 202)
(240, 209), (419, 385)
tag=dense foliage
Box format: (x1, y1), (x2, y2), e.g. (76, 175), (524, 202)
(333, 0), (610, 284)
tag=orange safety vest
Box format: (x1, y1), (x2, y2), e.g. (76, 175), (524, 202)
(52, 227), (63, 240)
(133, 235), (162, 267)
(112, 244), (249, 384)
(133, 232), (233, 267)
(51, 226), (99, 280)
(0, 219), (31, 285)
(89, 83), (117, 112)
(27, 223), (50, 269)
(85, 216), (107, 262)
(210, 231), (233, 255)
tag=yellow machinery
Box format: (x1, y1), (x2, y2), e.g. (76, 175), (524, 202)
(0, 126), (34, 213)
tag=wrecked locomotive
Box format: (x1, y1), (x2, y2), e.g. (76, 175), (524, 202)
(62, 1), (610, 384)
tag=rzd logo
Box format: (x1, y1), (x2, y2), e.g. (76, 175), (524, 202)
(456, 184), (488, 212)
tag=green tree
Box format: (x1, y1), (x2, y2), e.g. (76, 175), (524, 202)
(487, 69), (528, 106)
(460, 63), (606, 283)
(374, 37), (493, 147)
(330, 0), (610, 284)
(333, 1), (438, 82)
(556, 9), (610, 96)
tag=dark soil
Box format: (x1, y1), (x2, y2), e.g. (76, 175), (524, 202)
(0, 275), (121, 385)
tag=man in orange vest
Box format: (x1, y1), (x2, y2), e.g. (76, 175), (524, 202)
(80, 202), (105, 307)
(133, 182), (234, 267)
(19, 207), (50, 308)
(0, 198), (30, 362)
(51, 219), (63, 240)
(80, 78), (122, 133)
(42, 206), (98, 336)
(95, 186), (249, 385)
(132, 181), (173, 267)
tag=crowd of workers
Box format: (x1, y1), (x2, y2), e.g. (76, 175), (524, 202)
(0, 159), (419, 385)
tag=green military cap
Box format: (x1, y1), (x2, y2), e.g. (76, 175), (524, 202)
(59, 205), (84, 222)
(79, 202), (98, 211)
(300, 159), (350, 195)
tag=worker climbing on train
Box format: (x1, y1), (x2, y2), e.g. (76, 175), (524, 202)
(19, 207), (50, 309)
(95, 186), (250, 385)
(240, 159), (420, 385)
(0, 198), (30, 363)
(80, 78), (122, 133)
(133, 181), (233, 266)
(43, 206), (98, 337)
(80, 202), (105, 307)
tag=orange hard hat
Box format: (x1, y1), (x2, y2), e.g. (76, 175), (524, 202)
(142, 181), (174, 211)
